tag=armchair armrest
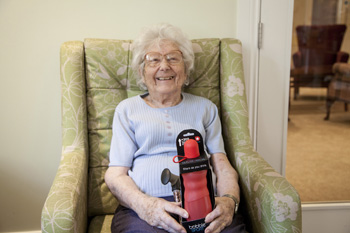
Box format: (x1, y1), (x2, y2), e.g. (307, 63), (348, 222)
(219, 38), (302, 232)
(333, 62), (350, 75)
(292, 51), (302, 68)
(42, 41), (89, 233)
(41, 150), (88, 233)
(336, 51), (349, 63)
(233, 147), (302, 233)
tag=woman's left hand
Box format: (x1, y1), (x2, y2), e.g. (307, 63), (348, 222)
(204, 196), (236, 233)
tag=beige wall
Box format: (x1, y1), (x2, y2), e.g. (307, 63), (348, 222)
(0, 0), (238, 231)
(291, 0), (313, 56)
(340, 0), (350, 55)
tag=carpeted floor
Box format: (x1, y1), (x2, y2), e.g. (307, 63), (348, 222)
(286, 88), (350, 203)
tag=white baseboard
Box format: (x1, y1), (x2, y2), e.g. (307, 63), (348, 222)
(302, 202), (350, 233)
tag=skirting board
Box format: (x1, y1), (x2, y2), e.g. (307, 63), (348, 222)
(302, 202), (350, 233)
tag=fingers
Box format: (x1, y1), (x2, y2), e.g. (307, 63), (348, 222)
(159, 214), (186, 233)
(204, 197), (234, 233)
(204, 205), (220, 223)
(140, 198), (187, 233)
(161, 202), (187, 233)
(172, 201), (182, 207)
(165, 202), (189, 219)
(205, 221), (227, 233)
(205, 211), (231, 233)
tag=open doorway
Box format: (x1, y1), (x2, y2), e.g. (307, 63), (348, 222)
(286, 0), (350, 203)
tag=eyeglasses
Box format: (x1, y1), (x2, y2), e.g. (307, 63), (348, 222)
(144, 50), (183, 67)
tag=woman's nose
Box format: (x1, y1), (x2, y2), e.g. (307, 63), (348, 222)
(158, 58), (171, 70)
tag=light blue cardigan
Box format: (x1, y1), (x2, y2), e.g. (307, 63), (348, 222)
(109, 92), (225, 197)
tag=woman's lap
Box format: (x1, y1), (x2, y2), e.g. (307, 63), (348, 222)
(111, 196), (246, 233)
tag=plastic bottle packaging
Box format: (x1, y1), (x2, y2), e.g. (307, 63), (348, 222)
(181, 139), (212, 221)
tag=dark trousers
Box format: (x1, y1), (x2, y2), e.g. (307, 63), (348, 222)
(111, 196), (246, 233)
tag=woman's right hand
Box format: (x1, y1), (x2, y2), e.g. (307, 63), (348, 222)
(106, 167), (188, 232)
(136, 196), (188, 233)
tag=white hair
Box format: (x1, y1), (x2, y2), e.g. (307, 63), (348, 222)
(131, 23), (194, 88)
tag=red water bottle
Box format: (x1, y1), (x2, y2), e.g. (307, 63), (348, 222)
(181, 139), (212, 221)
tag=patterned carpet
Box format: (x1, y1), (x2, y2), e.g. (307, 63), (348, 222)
(286, 88), (350, 203)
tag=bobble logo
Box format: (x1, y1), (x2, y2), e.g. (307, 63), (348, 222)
(188, 223), (206, 232)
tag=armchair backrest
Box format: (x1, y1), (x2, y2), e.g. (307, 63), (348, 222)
(294, 24), (347, 67)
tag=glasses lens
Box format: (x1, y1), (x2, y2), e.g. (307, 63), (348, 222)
(166, 51), (182, 64)
(145, 51), (182, 67)
(145, 53), (162, 67)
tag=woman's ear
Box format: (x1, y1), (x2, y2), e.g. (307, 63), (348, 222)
(137, 67), (148, 91)
(184, 75), (190, 86)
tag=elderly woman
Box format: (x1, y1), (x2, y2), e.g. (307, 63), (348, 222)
(105, 24), (245, 233)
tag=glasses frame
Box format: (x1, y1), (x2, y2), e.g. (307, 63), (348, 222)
(143, 50), (183, 68)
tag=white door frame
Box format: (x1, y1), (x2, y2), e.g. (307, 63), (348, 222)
(255, 0), (294, 175)
(236, 0), (350, 232)
(237, 0), (292, 174)
(236, 0), (261, 149)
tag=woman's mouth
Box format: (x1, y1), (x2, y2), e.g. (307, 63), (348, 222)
(156, 76), (174, 81)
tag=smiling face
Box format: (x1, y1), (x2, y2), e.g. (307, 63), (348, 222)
(141, 40), (187, 97)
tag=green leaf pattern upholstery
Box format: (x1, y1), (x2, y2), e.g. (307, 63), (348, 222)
(41, 38), (301, 233)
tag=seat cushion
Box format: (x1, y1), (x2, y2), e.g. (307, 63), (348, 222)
(88, 215), (113, 233)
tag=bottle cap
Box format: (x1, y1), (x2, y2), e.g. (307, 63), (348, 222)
(184, 139), (200, 159)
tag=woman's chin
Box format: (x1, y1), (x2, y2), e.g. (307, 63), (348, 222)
(153, 84), (180, 94)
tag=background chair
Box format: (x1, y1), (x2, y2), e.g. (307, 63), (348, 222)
(41, 38), (302, 233)
(291, 24), (349, 99)
(325, 62), (350, 120)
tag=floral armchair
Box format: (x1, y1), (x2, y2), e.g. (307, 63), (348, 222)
(41, 38), (302, 233)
